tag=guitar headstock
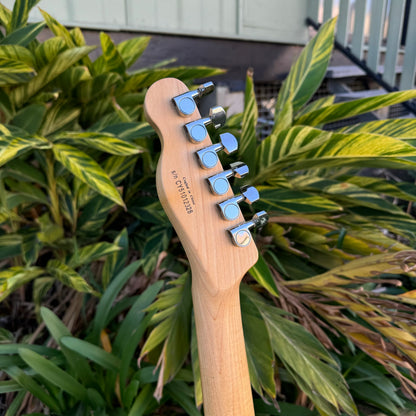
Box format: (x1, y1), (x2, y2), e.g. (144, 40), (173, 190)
(144, 78), (267, 292)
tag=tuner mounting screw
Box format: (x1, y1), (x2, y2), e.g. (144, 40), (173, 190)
(172, 82), (215, 116)
(196, 133), (238, 169)
(228, 211), (269, 247)
(207, 161), (249, 195)
(184, 106), (226, 143)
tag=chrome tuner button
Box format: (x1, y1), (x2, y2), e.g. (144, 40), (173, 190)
(196, 133), (238, 169)
(184, 106), (226, 143)
(228, 211), (269, 247)
(218, 186), (260, 221)
(172, 82), (214, 116)
(207, 161), (249, 195)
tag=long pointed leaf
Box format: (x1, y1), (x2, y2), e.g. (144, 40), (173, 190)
(52, 142), (125, 207)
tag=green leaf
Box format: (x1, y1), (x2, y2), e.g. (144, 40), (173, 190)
(262, 306), (357, 415)
(241, 285), (276, 398)
(123, 66), (225, 92)
(141, 225), (172, 275)
(54, 131), (145, 155)
(117, 36), (150, 69)
(39, 8), (76, 48)
(10, 46), (95, 108)
(0, 266), (44, 301)
(140, 273), (192, 386)
(258, 187), (341, 213)
(89, 259), (143, 341)
(295, 90), (416, 126)
(61, 336), (121, 372)
(0, 21), (45, 47)
(34, 36), (67, 68)
(0, 44), (35, 67)
(18, 348), (88, 400)
(76, 72), (122, 103)
(249, 254), (279, 297)
(99, 32), (126, 75)
(240, 70), (258, 173)
(165, 381), (202, 416)
(46, 259), (96, 294)
(276, 17), (336, 115)
(40, 307), (93, 384)
(11, 103), (46, 134)
(40, 101), (81, 136)
(0, 57), (35, 85)
(5, 366), (61, 413)
(102, 228), (129, 288)
(52, 142), (125, 207)
(9, 0), (40, 31)
(128, 383), (155, 416)
(0, 380), (23, 393)
(0, 134), (51, 167)
(68, 242), (121, 268)
(338, 117), (416, 139)
(0, 3), (11, 29)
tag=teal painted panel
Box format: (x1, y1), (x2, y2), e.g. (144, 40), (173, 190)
(240, 0), (309, 44)
(3, 0), (309, 44)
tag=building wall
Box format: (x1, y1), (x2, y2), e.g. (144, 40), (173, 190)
(3, 0), (310, 45)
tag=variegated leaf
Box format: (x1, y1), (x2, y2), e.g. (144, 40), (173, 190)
(53, 131), (144, 155)
(123, 66), (225, 92)
(0, 58), (35, 86)
(68, 242), (120, 269)
(296, 95), (335, 118)
(295, 90), (416, 126)
(0, 21), (44, 46)
(76, 72), (122, 103)
(52, 142), (125, 207)
(39, 8), (75, 48)
(239, 70), (258, 173)
(0, 3), (11, 29)
(99, 32), (126, 75)
(11, 103), (46, 134)
(11, 46), (95, 108)
(0, 266), (44, 301)
(0, 135), (51, 167)
(40, 101), (81, 136)
(46, 259), (96, 294)
(276, 17), (336, 115)
(339, 118), (416, 139)
(34, 37), (67, 68)
(9, 0), (40, 32)
(117, 36), (150, 68)
(0, 44), (35, 67)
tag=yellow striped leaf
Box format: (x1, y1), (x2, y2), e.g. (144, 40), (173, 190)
(239, 70), (258, 173)
(123, 66), (225, 92)
(46, 259), (96, 294)
(34, 37), (66, 68)
(0, 135), (51, 166)
(76, 72), (122, 103)
(339, 118), (416, 139)
(0, 44), (35, 67)
(0, 266), (44, 301)
(0, 21), (44, 47)
(11, 46), (95, 108)
(9, 0), (40, 32)
(40, 101), (80, 136)
(0, 3), (11, 29)
(0, 58), (35, 86)
(99, 32), (126, 75)
(54, 131), (144, 155)
(52, 143), (125, 207)
(117, 36), (150, 69)
(295, 90), (416, 126)
(276, 17), (336, 115)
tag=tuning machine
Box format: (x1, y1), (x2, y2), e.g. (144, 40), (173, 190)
(185, 106), (226, 143)
(228, 211), (268, 247)
(207, 161), (249, 196)
(196, 133), (238, 169)
(172, 82), (215, 116)
(218, 186), (259, 221)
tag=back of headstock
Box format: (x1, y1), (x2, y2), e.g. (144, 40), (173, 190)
(144, 78), (266, 293)
(144, 78), (267, 416)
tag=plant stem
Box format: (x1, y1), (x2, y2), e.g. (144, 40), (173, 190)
(45, 150), (63, 227)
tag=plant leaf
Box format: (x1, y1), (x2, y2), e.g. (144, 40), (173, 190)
(52, 142), (125, 207)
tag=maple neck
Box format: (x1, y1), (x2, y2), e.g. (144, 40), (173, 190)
(144, 78), (259, 416)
